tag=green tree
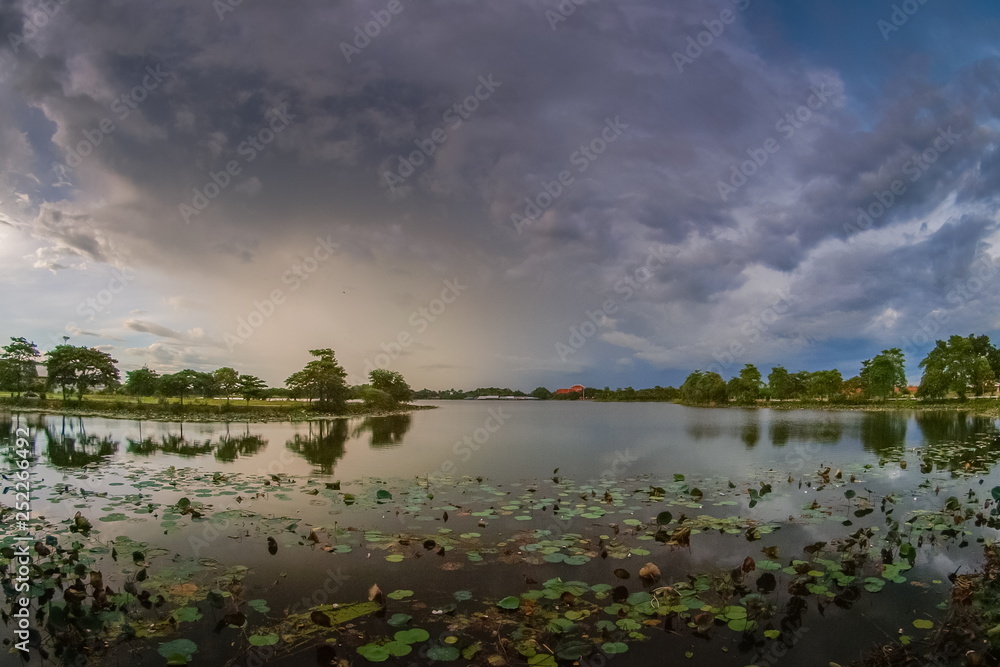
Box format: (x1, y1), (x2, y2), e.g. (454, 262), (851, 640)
(123, 366), (160, 397)
(1, 337), (40, 396)
(967, 334), (1000, 393)
(680, 370), (727, 404)
(214, 367), (240, 403)
(45, 345), (120, 401)
(157, 370), (203, 406)
(530, 386), (552, 400)
(767, 366), (793, 400)
(808, 369), (844, 400)
(236, 374), (268, 404)
(358, 386), (396, 411)
(860, 348), (906, 400)
(727, 364), (762, 405)
(918, 335), (994, 400)
(285, 349), (349, 408)
(368, 369), (412, 404)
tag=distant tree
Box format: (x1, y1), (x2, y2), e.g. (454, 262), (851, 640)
(236, 374), (268, 404)
(214, 367), (240, 402)
(841, 375), (864, 397)
(967, 334), (1000, 393)
(369, 369), (412, 404)
(767, 366), (793, 400)
(285, 349), (349, 408)
(158, 369), (204, 406)
(860, 348), (906, 400)
(45, 345), (120, 401)
(918, 335), (994, 400)
(727, 364), (762, 405)
(680, 371), (727, 404)
(1, 337), (40, 396)
(123, 366), (160, 397)
(359, 386), (396, 411)
(530, 386), (553, 400)
(808, 369), (844, 400)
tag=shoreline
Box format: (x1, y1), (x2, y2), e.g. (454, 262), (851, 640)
(669, 398), (1000, 417)
(0, 400), (436, 423)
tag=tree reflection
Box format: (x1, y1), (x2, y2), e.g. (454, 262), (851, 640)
(741, 418), (760, 449)
(352, 415), (412, 448)
(286, 420), (348, 474)
(44, 427), (119, 467)
(769, 418), (844, 448)
(859, 412), (908, 462)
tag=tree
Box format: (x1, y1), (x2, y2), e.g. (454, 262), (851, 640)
(807, 369), (844, 400)
(1, 337), (40, 396)
(680, 370), (727, 404)
(767, 366), (793, 400)
(236, 374), (268, 404)
(967, 334), (1000, 394)
(45, 345), (120, 401)
(285, 349), (349, 408)
(918, 335), (994, 400)
(368, 369), (412, 404)
(727, 364), (762, 405)
(214, 367), (240, 403)
(860, 348), (906, 400)
(530, 386), (552, 400)
(358, 386), (396, 411)
(123, 367), (160, 397)
(158, 370), (203, 406)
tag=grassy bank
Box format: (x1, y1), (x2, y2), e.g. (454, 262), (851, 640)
(0, 395), (435, 422)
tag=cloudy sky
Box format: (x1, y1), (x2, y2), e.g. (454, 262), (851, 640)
(1, 0), (999, 390)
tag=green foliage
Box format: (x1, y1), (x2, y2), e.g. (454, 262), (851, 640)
(236, 374), (268, 403)
(285, 349), (349, 408)
(45, 344), (121, 401)
(369, 369), (412, 403)
(359, 387), (396, 411)
(530, 386), (553, 400)
(124, 366), (160, 397)
(213, 367), (240, 401)
(860, 348), (906, 400)
(0, 336), (40, 396)
(727, 364), (762, 405)
(680, 370), (727, 404)
(918, 335), (995, 400)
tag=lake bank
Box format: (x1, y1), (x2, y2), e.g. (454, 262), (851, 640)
(669, 397), (1000, 416)
(0, 397), (436, 422)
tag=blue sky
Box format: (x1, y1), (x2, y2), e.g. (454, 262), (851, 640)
(1, 0), (999, 390)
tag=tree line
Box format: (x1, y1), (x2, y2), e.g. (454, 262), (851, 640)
(0, 339), (412, 411)
(680, 333), (1000, 405)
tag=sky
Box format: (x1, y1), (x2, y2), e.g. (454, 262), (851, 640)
(1, 0), (999, 391)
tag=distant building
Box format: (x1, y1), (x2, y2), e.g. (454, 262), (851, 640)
(555, 384), (585, 397)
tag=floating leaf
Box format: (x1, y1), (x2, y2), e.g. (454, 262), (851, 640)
(248, 634), (279, 646)
(497, 596), (521, 610)
(387, 589), (413, 600)
(158, 639), (198, 665)
(427, 645), (461, 661)
(913, 619), (934, 630)
(394, 628), (430, 644)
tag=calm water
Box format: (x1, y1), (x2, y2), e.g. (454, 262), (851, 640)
(12, 401), (997, 482)
(4, 403), (1000, 667)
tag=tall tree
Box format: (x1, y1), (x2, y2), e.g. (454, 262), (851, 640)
(727, 364), (762, 405)
(808, 369), (844, 400)
(236, 374), (268, 404)
(860, 348), (906, 400)
(123, 366), (160, 397)
(918, 335), (994, 400)
(767, 366), (793, 400)
(45, 345), (120, 401)
(214, 367), (240, 403)
(158, 370), (203, 406)
(1, 337), (40, 396)
(681, 370), (727, 404)
(368, 369), (412, 404)
(285, 349), (349, 408)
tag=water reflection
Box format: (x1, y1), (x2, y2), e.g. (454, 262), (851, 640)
(285, 420), (348, 474)
(859, 412), (908, 462)
(768, 418), (843, 447)
(915, 411), (995, 443)
(741, 418), (760, 450)
(352, 415), (412, 448)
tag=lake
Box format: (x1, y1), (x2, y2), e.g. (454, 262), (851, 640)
(3, 402), (1000, 666)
